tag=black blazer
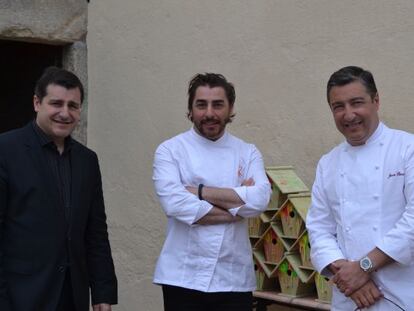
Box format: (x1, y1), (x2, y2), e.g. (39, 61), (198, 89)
(0, 123), (117, 311)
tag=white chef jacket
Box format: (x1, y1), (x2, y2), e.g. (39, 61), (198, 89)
(153, 128), (271, 292)
(306, 123), (414, 311)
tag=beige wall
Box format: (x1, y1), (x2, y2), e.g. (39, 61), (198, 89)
(87, 1), (414, 310)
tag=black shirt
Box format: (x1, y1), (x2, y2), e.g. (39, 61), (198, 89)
(32, 121), (73, 221)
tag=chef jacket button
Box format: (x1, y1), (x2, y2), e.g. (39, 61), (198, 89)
(58, 265), (66, 273)
(373, 226), (378, 231)
(373, 195), (379, 200)
(379, 142), (384, 146)
(375, 166), (379, 170)
(345, 227), (350, 232)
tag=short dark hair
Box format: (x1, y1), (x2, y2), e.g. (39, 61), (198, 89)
(327, 66), (377, 102)
(34, 66), (84, 103)
(187, 73), (236, 121)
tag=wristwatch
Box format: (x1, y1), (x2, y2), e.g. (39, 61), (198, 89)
(359, 256), (373, 273)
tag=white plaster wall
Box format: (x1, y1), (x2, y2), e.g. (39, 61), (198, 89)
(87, 1), (414, 310)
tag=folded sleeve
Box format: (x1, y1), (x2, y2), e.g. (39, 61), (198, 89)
(153, 144), (213, 225)
(306, 160), (345, 276)
(231, 146), (271, 218)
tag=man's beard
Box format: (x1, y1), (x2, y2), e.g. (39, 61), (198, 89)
(194, 117), (230, 141)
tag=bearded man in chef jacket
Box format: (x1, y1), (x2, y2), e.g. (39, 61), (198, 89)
(152, 73), (271, 311)
(306, 66), (414, 311)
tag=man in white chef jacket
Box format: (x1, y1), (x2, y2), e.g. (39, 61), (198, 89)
(306, 66), (414, 311)
(152, 73), (271, 311)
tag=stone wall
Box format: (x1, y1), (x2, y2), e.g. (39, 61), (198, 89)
(0, 0), (88, 143)
(0, 0), (87, 44)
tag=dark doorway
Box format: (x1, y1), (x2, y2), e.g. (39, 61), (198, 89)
(0, 40), (63, 134)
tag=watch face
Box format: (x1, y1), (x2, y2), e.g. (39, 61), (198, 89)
(360, 257), (372, 271)
(361, 258), (370, 269)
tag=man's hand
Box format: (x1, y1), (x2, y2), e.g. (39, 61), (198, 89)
(195, 207), (242, 225)
(92, 303), (112, 311)
(332, 260), (370, 296)
(350, 280), (383, 310)
(185, 178), (255, 210)
(186, 186), (197, 196)
(186, 178), (255, 198)
(241, 178), (255, 186)
(328, 259), (347, 274)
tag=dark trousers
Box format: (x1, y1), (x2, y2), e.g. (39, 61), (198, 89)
(162, 284), (253, 311)
(56, 270), (76, 311)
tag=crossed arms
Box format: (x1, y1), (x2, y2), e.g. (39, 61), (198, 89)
(153, 143), (271, 226)
(186, 178), (254, 225)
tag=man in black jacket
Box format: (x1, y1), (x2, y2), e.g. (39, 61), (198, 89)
(0, 67), (117, 310)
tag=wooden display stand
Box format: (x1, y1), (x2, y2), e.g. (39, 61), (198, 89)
(254, 258), (279, 291)
(254, 291), (331, 311)
(315, 273), (333, 304)
(266, 166), (309, 210)
(251, 167), (332, 310)
(278, 253), (315, 297)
